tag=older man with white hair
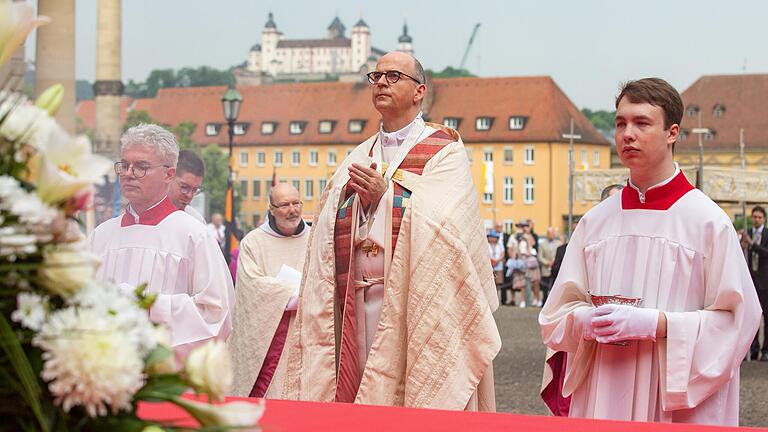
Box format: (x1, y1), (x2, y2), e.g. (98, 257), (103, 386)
(88, 123), (234, 358)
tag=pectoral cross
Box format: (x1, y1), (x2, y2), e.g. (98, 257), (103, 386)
(364, 242), (379, 257)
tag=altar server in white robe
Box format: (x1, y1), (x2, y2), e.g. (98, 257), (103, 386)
(89, 124), (234, 358)
(539, 78), (761, 425)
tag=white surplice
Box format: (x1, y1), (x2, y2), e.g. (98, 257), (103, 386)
(539, 169), (762, 425)
(88, 196), (235, 358)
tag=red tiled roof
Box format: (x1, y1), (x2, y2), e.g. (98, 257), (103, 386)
(76, 76), (609, 147)
(678, 74), (768, 151)
(75, 96), (133, 131)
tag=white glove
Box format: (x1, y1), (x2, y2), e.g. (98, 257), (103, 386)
(591, 304), (659, 344)
(572, 306), (600, 341)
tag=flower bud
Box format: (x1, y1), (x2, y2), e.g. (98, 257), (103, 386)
(35, 84), (64, 116)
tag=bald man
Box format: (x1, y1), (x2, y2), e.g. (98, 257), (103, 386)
(229, 184), (310, 397)
(282, 51), (499, 411)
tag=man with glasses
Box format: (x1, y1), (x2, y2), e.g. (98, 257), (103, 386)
(169, 149), (206, 224)
(229, 183), (309, 398)
(282, 52), (500, 411)
(89, 123), (234, 359)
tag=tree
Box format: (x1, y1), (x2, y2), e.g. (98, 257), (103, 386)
(426, 66), (475, 78)
(201, 144), (229, 216)
(123, 109), (158, 131)
(124, 66), (234, 98)
(581, 108), (616, 134)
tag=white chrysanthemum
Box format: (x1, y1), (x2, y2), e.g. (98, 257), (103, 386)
(0, 175), (22, 198)
(69, 282), (157, 356)
(7, 186), (58, 226)
(11, 291), (49, 331)
(34, 307), (145, 417)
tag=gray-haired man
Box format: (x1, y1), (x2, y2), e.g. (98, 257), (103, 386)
(88, 123), (234, 358)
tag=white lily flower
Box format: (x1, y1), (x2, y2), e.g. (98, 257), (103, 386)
(0, 0), (50, 65)
(173, 398), (265, 429)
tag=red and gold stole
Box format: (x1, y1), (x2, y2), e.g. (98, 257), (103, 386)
(333, 128), (455, 403)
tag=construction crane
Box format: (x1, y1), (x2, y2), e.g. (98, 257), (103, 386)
(459, 23), (481, 70)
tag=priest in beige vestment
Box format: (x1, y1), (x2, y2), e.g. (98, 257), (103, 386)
(281, 52), (501, 410)
(229, 184), (310, 397)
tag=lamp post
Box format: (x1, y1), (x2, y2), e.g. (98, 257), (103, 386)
(221, 86), (242, 263)
(691, 111), (710, 191)
(562, 118), (581, 239)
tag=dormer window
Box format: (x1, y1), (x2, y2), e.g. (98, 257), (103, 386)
(261, 122), (277, 135)
(205, 123), (221, 136)
(713, 104), (726, 118)
(679, 129), (688, 141)
(686, 105), (699, 118)
(443, 117), (461, 129)
(704, 130), (716, 141)
(233, 123), (248, 136)
(318, 120), (336, 134)
(348, 119), (366, 133)
(508, 116), (527, 130)
(289, 121), (306, 135)
(475, 117), (493, 131)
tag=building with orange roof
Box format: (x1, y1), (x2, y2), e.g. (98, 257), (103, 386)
(77, 76), (611, 233)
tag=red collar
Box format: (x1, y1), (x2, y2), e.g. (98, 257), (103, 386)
(621, 170), (694, 211)
(121, 196), (180, 227)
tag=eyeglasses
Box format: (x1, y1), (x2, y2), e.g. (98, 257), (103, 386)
(114, 161), (170, 179)
(366, 70), (422, 85)
(270, 201), (303, 211)
(175, 178), (203, 196)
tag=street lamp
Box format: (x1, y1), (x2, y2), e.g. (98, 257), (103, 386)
(221, 86), (242, 263)
(562, 118), (581, 239)
(691, 111), (710, 190)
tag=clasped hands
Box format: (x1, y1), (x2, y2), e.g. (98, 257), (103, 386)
(348, 162), (388, 212)
(576, 304), (660, 344)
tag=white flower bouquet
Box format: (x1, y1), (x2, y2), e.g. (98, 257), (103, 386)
(0, 1), (263, 430)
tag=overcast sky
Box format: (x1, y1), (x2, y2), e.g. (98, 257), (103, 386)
(26, 0), (768, 110)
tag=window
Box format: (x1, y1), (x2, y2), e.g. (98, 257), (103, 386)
(686, 105), (699, 118)
(465, 148), (473, 163)
(239, 179), (248, 197)
(205, 123), (220, 136)
(483, 192), (493, 203)
(239, 151), (248, 166)
(713, 104), (726, 118)
(309, 150), (319, 166)
(319, 178), (328, 194)
(291, 178), (300, 193)
(704, 130), (716, 141)
(346, 148), (353, 156)
(580, 149), (588, 168)
(289, 121), (306, 134)
(304, 179), (314, 200)
(679, 130), (688, 141)
(483, 150), (493, 162)
(318, 120), (335, 134)
(233, 123), (248, 135)
(273, 151), (283, 166)
(503, 220), (514, 235)
(265, 179), (273, 191)
(503, 177), (514, 203)
(443, 117), (461, 129)
(348, 119), (366, 133)
(256, 151), (266, 166)
(291, 150), (300, 166)
(524, 176), (535, 204)
(508, 116), (527, 130)
(252, 179), (261, 199)
(593, 150), (600, 167)
(261, 122), (276, 135)
(503, 147), (513, 163)
(475, 117), (493, 131)
(252, 213), (261, 227)
(327, 151), (337, 166)
(524, 146), (535, 164)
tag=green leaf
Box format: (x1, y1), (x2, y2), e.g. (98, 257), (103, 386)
(144, 344), (172, 368)
(0, 314), (48, 432)
(134, 375), (188, 402)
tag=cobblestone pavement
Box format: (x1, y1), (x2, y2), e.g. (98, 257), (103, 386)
(492, 306), (768, 427)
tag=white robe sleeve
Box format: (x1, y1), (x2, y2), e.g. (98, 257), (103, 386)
(538, 222), (598, 396)
(150, 229), (235, 357)
(661, 222), (762, 411)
